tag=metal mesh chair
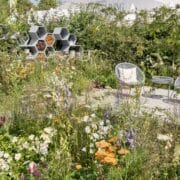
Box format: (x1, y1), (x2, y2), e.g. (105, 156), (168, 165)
(175, 76), (180, 90)
(174, 76), (180, 118)
(115, 62), (145, 98)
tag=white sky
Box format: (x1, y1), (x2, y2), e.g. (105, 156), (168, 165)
(30, 0), (180, 4)
(30, 0), (180, 6)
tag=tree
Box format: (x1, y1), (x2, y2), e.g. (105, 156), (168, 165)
(16, 0), (33, 14)
(38, 0), (58, 10)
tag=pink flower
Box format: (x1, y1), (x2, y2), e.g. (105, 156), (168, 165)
(20, 174), (24, 180)
(28, 162), (40, 177)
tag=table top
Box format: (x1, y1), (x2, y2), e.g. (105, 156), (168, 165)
(151, 76), (174, 85)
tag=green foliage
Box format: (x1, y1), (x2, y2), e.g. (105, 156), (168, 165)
(0, 3), (179, 179)
(38, 0), (58, 10)
(16, 0), (33, 14)
(0, 0), (9, 23)
(106, 150), (146, 180)
(66, 5), (180, 79)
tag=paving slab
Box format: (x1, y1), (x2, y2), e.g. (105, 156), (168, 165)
(77, 86), (180, 121)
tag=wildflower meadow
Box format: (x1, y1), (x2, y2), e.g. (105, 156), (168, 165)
(0, 1), (179, 179)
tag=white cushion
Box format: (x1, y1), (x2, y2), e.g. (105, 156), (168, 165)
(118, 67), (138, 84)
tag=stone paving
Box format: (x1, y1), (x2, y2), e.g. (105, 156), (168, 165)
(78, 86), (180, 123)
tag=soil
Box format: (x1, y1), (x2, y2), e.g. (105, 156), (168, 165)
(36, 40), (46, 51)
(45, 34), (55, 46)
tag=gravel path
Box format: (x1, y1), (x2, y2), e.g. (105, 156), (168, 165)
(77, 86), (180, 123)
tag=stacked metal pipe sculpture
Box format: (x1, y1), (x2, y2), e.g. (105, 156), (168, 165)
(20, 26), (81, 60)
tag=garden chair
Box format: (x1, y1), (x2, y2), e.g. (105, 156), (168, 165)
(174, 76), (180, 90)
(115, 62), (145, 100)
(173, 76), (180, 118)
(151, 76), (174, 99)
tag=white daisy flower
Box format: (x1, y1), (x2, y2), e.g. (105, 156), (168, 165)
(93, 133), (99, 139)
(44, 127), (53, 134)
(15, 153), (22, 161)
(83, 115), (89, 122)
(12, 137), (18, 143)
(157, 134), (173, 142)
(85, 126), (91, 134)
(91, 114), (96, 118)
(4, 153), (9, 159)
(22, 142), (29, 149)
(99, 121), (104, 126)
(0, 151), (4, 158)
(81, 147), (86, 152)
(28, 134), (35, 141)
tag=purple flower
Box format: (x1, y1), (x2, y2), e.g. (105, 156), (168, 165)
(126, 129), (136, 139)
(125, 129), (136, 148)
(104, 111), (110, 120)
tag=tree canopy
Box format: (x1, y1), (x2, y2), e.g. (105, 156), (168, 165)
(38, 0), (58, 10)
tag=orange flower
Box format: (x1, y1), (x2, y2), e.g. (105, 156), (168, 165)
(107, 136), (118, 143)
(75, 163), (82, 170)
(96, 140), (111, 148)
(95, 149), (115, 161)
(100, 156), (118, 165)
(95, 150), (109, 160)
(106, 146), (116, 153)
(118, 149), (130, 155)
